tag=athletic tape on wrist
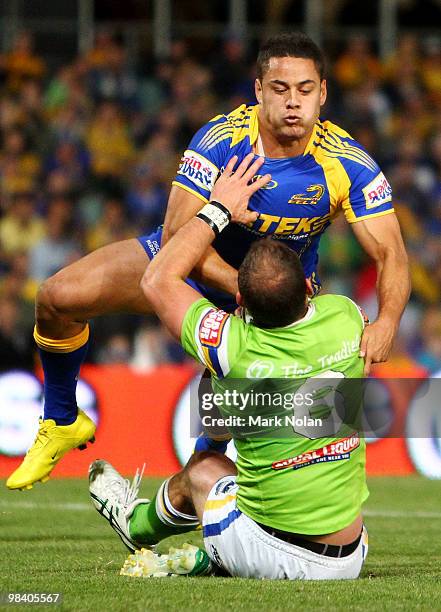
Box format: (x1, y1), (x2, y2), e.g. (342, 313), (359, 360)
(196, 201), (231, 235)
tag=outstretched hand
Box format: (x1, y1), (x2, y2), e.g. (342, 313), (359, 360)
(210, 153), (271, 225)
(359, 319), (396, 376)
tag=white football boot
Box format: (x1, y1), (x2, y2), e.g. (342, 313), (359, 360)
(89, 459), (149, 551)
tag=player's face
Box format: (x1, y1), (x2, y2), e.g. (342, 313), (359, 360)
(255, 57), (326, 143)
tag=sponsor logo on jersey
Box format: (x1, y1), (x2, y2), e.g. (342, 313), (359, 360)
(177, 150), (218, 191)
(209, 544), (224, 568)
(246, 359), (275, 378)
(271, 434), (360, 471)
(214, 479), (236, 495)
(199, 309), (229, 348)
(281, 362), (313, 377)
(255, 213), (331, 237)
(145, 239), (160, 257)
(362, 172), (392, 209)
(288, 184), (325, 206)
(316, 335), (360, 368)
(250, 175), (278, 190)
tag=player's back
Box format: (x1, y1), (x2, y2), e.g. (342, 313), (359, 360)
(207, 293), (368, 535)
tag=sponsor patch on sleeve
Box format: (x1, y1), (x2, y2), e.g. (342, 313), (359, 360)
(362, 172), (392, 209)
(176, 150), (218, 192)
(199, 309), (229, 348)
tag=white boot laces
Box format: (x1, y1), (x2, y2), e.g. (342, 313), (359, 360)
(109, 464), (146, 507)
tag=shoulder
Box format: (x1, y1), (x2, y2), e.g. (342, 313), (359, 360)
(312, 119), (379, 175)
(182, 299), (248, 367)
(194, 104), (258, 153)
(313, 294), (368, 328)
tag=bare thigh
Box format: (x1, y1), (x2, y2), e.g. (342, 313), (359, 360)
(36, 239), (154, 338)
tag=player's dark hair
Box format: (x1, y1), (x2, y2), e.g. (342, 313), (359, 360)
(238, 239), (307, 329)
(256, 32), (325, 81)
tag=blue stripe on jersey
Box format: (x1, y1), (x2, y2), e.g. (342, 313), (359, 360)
(203, 509), (242, 537)
(208, 346), (224, 379)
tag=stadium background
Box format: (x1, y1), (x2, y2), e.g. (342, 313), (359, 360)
(0, 0), (441, 480)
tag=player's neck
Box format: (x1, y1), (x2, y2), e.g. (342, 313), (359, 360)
(256, 118), (312, 158)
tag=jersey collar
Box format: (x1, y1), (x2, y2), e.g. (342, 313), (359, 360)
(243, 301), (316, 328)
(303, 122), (322, 156)
(283, 301), (316, 328)
(249, 105), (259, 146)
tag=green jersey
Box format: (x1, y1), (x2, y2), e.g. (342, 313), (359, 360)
(181, 294), (369, 534)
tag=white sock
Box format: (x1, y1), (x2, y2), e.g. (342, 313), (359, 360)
(155, 478), (199, 527)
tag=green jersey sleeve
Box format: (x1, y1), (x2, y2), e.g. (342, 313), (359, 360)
(181, 298), (237, 378)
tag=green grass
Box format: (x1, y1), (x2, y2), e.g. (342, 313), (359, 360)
(1, 476), (441, 611)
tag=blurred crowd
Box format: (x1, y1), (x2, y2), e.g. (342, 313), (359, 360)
(0, 30), (440, 374)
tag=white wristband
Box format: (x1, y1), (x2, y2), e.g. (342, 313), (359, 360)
(197, 202), (231, 234)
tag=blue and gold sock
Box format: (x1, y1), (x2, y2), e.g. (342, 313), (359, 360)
(34, 325), (90, 426)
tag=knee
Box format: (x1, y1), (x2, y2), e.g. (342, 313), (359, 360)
(36, 274), (72, 322)
(185, 451), (234, 491)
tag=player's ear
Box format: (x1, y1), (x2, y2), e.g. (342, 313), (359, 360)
(236, 291), (244, 306)
(320, 79), (327, 106)
(255, 79), (263, 105)
(305, 278), (314, 297)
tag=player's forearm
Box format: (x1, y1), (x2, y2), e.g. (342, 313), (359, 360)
(375, 245), (411, 328)
(164, 211), (238, 296)
(190, 246), (238, 296)
(162, 188), (238, 296)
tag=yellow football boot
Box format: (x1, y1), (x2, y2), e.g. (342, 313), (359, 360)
(6, 409), (96, 490)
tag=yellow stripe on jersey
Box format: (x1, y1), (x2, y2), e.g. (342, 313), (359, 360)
(199, 104), (259, 151)
(171, 181), (209, 203)
(313, 122), (377, 171)
(344, 208), (395, 224)
(34, 324), (89, 354)
(201, 345), (216, 375)
(205, 494), (237, 511)
(231, 105), (259, 148)
(199, 122), (233, 145)
(225, 103), (250, 122)
(314, 144), (377, 173)
(314, 135), (377, 172)
(314, 154), (351, 218)
(322, 132), (377, 171)
(196, 104), (261, 152)
(319, 120), (352, 139)
(200, 125), (234, 151)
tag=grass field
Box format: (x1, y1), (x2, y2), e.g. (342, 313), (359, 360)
(1, 476), (441, 611)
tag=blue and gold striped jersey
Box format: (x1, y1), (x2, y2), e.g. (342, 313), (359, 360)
(172, 104), (394, 284)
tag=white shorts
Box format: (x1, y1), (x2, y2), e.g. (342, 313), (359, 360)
(202, 476), (369, 580)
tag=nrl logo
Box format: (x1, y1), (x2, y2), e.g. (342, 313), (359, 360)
(289, 184), (325, 205)
(250, 175), (278, 190)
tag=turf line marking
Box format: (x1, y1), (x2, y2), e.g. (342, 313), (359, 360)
(0, 501), (91, 511)
(1, 502), (441, 519)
